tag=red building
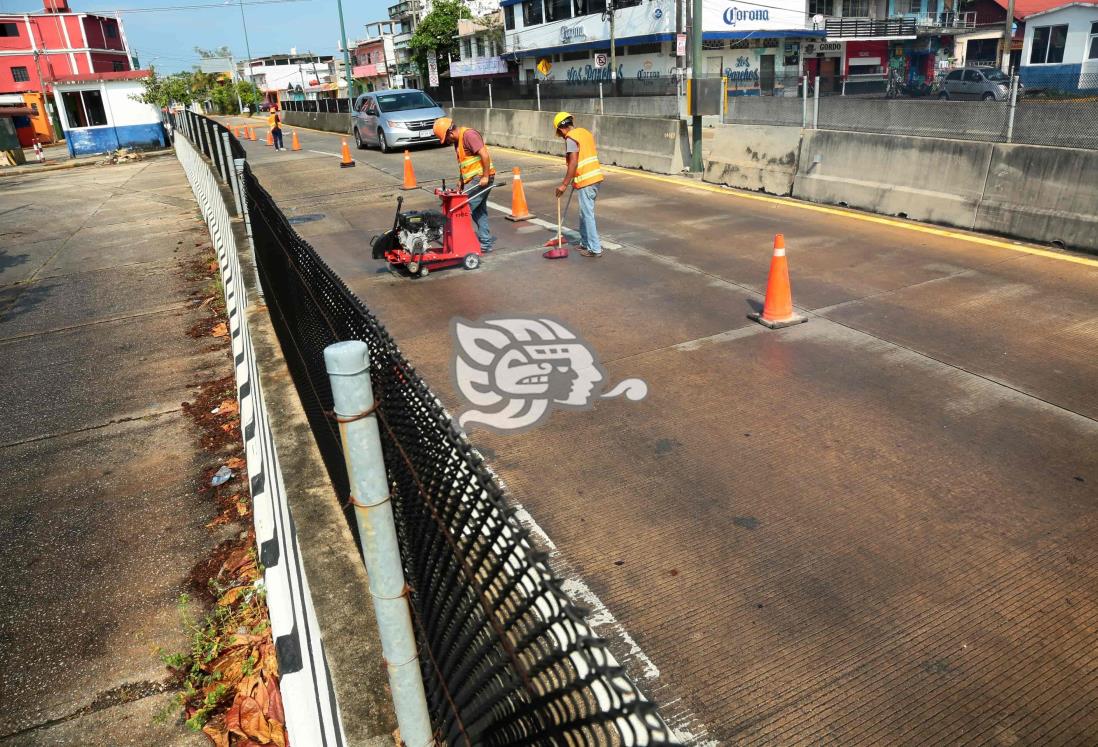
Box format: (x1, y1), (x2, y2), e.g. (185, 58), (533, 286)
(0, 0), (133, 145)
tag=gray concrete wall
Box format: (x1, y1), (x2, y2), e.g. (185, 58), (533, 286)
(703, 123), (801, 196)
(280, 110), (351, 135)
(450, 107), (686, 174)
(975, 143), (1098, 250)
(458, 96), (680, 118)
(792, 129), (996, 229)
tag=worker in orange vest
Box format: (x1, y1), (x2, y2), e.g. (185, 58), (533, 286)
(553, 112), (604, 257)
(433, 116), (495, 253)
(267, 107), (283, 150)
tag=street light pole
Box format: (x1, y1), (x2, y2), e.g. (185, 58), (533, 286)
(237, 0), (255, 110)
(1000, 0), (1016, 73)
(690, 0), (702, 171)
(336, 0), (355, 106)
(608, 0), (616, 83)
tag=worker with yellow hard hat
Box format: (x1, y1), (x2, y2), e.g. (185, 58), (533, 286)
(432, 116), (496, 253)
(267, 106), (284, 151)
(553, 111), (604, 257)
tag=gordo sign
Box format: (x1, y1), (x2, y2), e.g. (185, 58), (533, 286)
(702, 0), (808, 31)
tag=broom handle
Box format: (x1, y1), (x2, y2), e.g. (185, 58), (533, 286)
(557, 196), (562, 247)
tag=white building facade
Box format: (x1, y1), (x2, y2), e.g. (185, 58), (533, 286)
(1019, 2), (1098, 90)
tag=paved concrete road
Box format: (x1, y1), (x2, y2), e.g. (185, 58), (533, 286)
(0, 158), (222, 745)
(226, 117), (1098, 745)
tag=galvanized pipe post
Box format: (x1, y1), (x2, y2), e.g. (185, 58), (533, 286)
(488, 82), (493, 109)
(599, 82), (604, 114)
(222, 131), (242, 215)
(1006, 74), (1019, 143)
(323, 341), (434, 747)
(536, 81), (541, 111)
(233, 158), (252, 240)
(802, 76), (809, 129)
(813, 75), (820, 129)
(450, 84), (455, 109)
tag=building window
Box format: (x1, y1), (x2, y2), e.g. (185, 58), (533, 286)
(61, 89), (108, 128)
(891, 0), (918, 14)
(522, 0), (543, 27)
(11, 66), (30, 82)
(504, 4), (515, 29)
(463, 38), (473, 58)
(105, 23), (118, 38)
(843, 0), (869, 16)
(545, 0), (572, 22)
(1030, 24), (1068, 64)
(112, 61), (124, 71)
(475, 36), (483, 57)
(0, 22), (19, 36)
(630, 42), (662, 55)
(1089, 21), (1098, 59)
(808, 0), (833, 16)
(615, 0), (641, 7)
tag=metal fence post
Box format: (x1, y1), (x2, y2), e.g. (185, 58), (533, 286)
(1006, 74), (1019, 143)
(222, 131), (241, 215)
(211, 123), (225, 180)
(323, 341), (434, 747)
(802, 77), (809, 129)
(841, 76), (847, 96)
(488, 82), (493, 109)
(536, 81), (541, 111)
(813, 75), (821, 129)
(450, 84), (455, 109)
(599, 82), (604, 114)
(234, 158), (252, 240)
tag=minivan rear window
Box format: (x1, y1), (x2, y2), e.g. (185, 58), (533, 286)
(376, 91), (437, 112)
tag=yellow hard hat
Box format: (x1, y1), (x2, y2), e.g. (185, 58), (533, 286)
(433, 116), (453, 142)
(553, 111), (573, 130)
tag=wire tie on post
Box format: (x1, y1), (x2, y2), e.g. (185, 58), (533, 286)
(324, 399), (380, 424)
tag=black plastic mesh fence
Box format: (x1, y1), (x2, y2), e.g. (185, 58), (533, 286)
(178, 116), (681, 745)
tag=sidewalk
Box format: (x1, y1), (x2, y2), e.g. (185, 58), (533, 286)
(0, 158), (231, 744)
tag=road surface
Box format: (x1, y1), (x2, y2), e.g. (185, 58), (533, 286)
(224, 116), (1098, 745)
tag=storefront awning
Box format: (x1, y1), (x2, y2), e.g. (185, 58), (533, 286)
(504, 29), (825, 59)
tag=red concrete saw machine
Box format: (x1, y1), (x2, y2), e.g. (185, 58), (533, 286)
(371, 184), (493, 278)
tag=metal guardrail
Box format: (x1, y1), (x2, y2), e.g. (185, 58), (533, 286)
(823, 16), (916, 37)
(176, 110), (681, 746)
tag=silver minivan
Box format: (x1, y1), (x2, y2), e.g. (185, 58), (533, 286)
(352, 89), (446, 153)
(938, 67), (1019, 101)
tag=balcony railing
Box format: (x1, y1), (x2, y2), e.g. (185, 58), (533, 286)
(388, 1), (414, 18)
(823, 16), (916, 37)
(914, 11), (977, 29)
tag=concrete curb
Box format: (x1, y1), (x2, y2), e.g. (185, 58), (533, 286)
(0, 148), (175, 178)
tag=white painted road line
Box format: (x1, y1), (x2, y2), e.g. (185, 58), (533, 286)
(307, 149), (342, 158)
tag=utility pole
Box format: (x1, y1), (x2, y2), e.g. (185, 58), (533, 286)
(690, 0), (702, 171)
(31, 50), (55, 142)
(336, 0), (355, 105)
(237, 0), (255, 110)
(1000, 0), (1016, 73)
(608, 0), (616, 83)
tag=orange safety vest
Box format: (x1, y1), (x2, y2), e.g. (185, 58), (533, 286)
(566, 127), (603, 188)
(455, 127), (495, 184)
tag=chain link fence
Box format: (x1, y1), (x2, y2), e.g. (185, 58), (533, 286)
(175, 111), (681, 745)
(725, 71), (1098, 150)
(280, 98), (351, 114)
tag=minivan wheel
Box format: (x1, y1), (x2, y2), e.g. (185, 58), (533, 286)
(378, 129), (391, 154)
(981, 92), (995, 101)
(354, 128), (366, 150)
(938, 91), (950, 100)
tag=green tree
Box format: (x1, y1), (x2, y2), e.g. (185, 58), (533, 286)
(132, 66), (199, 108)
(409, 0), (472, 80)
(194, 45), (234, 60)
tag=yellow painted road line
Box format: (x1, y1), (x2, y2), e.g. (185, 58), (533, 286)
(492, 145), (1098, 270)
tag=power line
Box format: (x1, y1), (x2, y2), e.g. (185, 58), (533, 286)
(24, 0), (311, 14)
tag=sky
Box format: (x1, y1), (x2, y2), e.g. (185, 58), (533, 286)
(0, 0), (393, 73)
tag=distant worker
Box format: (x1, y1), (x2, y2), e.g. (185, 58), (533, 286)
(553, 112), (603, 258)
(432, 116), (495, 253)
(267, 107), (284, 151)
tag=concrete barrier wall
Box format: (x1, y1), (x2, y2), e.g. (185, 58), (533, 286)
(458, 96), (680, 117)
(280, 110), (350, 135)
(975, 144), (1098, 250)
(703, 124), (801, 196)
(792, 129), (995, 229)
(451, 107), (685, 174)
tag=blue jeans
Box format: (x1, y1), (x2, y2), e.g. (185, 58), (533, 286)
(577, 183), (601, 254)
(272, 127), (283, 149)
(465, 181), (495, 252)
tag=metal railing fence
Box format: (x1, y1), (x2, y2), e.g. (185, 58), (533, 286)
(178, 111), (680, 746)
(280, 98), (351, 114)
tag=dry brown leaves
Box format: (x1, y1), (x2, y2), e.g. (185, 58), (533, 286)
(181, 547), (288, 746)
(211, 322), (229, 338)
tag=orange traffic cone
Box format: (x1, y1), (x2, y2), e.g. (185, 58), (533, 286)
(265, 129), (273, 146)
(400, 150), (417, 190)
(248, 127), (257, 142)
(291, 130), (301, 151)
(748, 234), (807, 329)
(505, 166), (534, 221)
(340, 139), (355, 168)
